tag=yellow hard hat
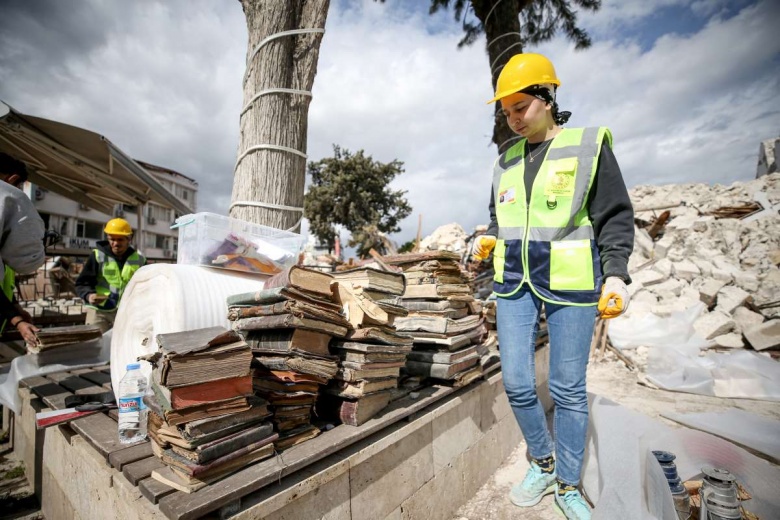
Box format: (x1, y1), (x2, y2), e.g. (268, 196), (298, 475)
(487, 53), (561, 104)
(104, 218), (133, 236)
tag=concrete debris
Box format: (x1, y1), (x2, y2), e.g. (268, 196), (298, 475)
(756, 137), (779, 178)
(418, 222), (468, 252)
(743, 320), (780, 351)
(626, 172), (779, 354)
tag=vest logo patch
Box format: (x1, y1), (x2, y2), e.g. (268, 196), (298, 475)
(544, 159), (578, 197)
(498, 187), (516, 204)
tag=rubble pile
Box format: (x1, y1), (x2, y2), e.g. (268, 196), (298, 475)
(417, 222), (469, 253)
(624, 172), (780, 356)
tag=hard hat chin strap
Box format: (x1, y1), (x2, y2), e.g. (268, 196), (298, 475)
(520, 84), (571, 125)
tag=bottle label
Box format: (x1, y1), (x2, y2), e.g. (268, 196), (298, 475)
(118, 396), (143, 413)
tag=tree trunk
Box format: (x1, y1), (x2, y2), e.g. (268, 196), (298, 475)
(231, 0), (329, 231)
(472, 0), (526, 154)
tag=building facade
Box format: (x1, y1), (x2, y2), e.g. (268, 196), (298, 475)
(28, 160), (197, 261)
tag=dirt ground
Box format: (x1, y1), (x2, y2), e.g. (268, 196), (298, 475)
(453, 351), (780, 520)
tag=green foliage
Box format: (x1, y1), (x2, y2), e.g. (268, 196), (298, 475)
(304, 146), (412, 258)
(398, 239), (417, 253)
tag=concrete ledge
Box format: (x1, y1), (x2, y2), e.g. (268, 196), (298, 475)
(13, 345), (551, 520)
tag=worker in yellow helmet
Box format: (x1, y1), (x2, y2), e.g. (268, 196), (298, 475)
(473, 54), (634, 520)
(75, 217), (146, 333)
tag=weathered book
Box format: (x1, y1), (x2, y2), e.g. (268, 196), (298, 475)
(151, 466), (214, 494)
(145, 327), (252, 388)
(447, 365), (484, 388)
(336, 366), (401, 382)
(375, 250), (461, 266)
(274, 404), (311, 418)
(274, 424), (320, 451)
(406, 345), (479, 364)
(338, 351), (408, 364)
(410, 323), (487, 351)
(234, 314), (348, 338)
(394, 315), (482, 335)
(245, 328), (333, 358)
(332, 267), (406, 296)
(404, 273), (465, 286)
(399, 299), (468, 311)
(27, 324), (103, 353)
(152, 434), (277, 478)
(329, 341), (412, 355)
(254, 389), (318, 406)
(182, 401), (269, 438)
(254, 354), (339, 379)
(404, 354), (480, 379)
(227, 285), (342, 312)
(151, 375), (252, 411)
(227, 299), (350, 328)
(170, 422), (274, 464)
(252, 376), (320, 394)
(332, 390), (393, 426)
(324, 377), (398, 399)
(344, 327), (414, 346)
(402, 307), (469, 320)
(402, 283), (472, 299)
(162, 396), (253, 427)
(254, 367), (328, 385)
(340, 360), (406, 371)
(331, 281), (392, 328)
(273, 414), (312, 432)
(263, 265), (334, 299)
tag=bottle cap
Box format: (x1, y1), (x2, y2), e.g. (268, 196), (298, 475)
(126, 363), (140, 370)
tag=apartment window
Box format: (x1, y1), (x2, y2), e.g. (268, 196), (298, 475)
(76, 220), (103, 239)
(145, 232), (156, 249)
(155, 235), (167, 249)
(59, 217), (69, 236)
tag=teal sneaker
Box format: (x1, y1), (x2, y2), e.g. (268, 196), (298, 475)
(553, 484), (591, 520)
(509, 460), (557, 507)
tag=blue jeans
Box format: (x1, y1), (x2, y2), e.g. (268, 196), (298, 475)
(497, 289), (597, 486)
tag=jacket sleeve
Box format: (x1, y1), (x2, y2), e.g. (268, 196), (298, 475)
(486, 186), (499, 237)
(587, 141), (634, 284)
(0, 185), (45, 275)
(75, 253), (99, 301)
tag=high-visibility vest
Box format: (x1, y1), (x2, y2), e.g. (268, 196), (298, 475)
(88, 249), (145, 312)
(0, 266), (14, 333)
(492, 127), (611, 306)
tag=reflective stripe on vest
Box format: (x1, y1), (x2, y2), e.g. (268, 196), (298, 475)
(89, 249), (145, 311)
(0, 266), (15, 334)
(491, 127), (611, 306)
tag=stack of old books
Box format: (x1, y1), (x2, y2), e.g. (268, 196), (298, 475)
(319, 267), (413, 426)
(142, 326), (276, 492)
(378, 251), (488, 387)
(227, 265), (348, 450)
(478, 300), (500, 373)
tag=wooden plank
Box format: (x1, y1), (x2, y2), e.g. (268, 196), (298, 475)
(57, 375), (106, 395)
(27, 377), (73, 410)
(69, 412), (128, 460)
(108, 442), (154, 471)
(159, 384), (459, 520)
(123, 456), (166, 486)
(80, 370), (112, 388)
(139, 477), (177, 504)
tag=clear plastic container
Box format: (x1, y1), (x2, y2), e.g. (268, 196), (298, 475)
(173, 212), (305, 275)
(118, 362), (148, 444)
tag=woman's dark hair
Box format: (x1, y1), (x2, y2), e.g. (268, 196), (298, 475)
(0, 152), (29, 183)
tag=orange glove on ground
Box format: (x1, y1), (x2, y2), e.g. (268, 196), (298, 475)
(471, 235), (497, 261)
(598, 277), (630, 319)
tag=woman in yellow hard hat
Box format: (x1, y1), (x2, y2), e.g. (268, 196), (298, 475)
(75, 217), (146, 332)
(472, 53), (634, 520)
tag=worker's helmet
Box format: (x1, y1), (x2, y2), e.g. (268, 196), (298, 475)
(487, 53), (561, 104)
(104, 218), (133, 236)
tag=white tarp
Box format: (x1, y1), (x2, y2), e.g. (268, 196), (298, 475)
(583, 395), (780, 519)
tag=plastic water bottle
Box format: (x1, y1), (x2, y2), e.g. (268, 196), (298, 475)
(118, 363), (148, 444)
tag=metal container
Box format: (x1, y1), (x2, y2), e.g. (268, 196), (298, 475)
(652, 451), (692, 520)
(699, 466), (741, 520)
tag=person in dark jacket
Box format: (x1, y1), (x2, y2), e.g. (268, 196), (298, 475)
(473, 53), (634, 520)
(75, 218), (145, 333)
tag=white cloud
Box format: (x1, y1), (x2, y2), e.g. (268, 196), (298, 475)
(1, 0), (777, 251)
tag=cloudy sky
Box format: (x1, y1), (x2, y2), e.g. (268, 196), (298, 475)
(1, 0), (778, 248)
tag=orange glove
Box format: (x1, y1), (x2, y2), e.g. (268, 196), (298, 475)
(598, 277), (630, 319)
(471, 235), (496, 261)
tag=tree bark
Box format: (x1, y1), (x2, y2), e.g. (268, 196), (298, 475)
(471, 0), (527, 154)
(232, 0), (329, 231)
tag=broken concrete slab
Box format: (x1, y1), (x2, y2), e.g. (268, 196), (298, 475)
(653, 235), (675, 259)
(713, 333), (744, 349)
(697, 278), (728, 307)
(715, 285), (751, 314)
(733, 307), (765, 333)
(632, 269), (667, 287)
(671, 258), (700, 281)
(743, 320), (780, 351)
(693, 310), (735, 340)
